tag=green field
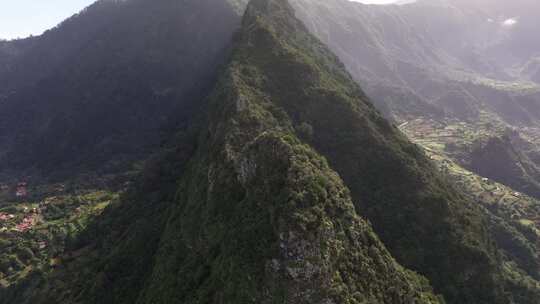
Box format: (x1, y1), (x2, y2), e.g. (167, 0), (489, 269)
(0, 185), (116, 287)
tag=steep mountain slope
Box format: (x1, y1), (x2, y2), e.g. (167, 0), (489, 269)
(1, 0), (445, 303)
(291, 0), (540, 122)
(216, 8), (506, 304)
(0, 0), (245, 181)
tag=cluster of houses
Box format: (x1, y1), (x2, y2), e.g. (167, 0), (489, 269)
(0, 213), (39, 233)
(14, 215), (38, 232)
(0, 212), (15, 221)
(0, 202), (42, 233)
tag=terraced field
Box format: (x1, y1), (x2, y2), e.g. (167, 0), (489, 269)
(0, 185), (116, 287)
(400, 119), (540, 235)
(433, 152), (539, 234)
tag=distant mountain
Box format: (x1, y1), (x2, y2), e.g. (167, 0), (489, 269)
(395, 0), (417, 5)
(291, 0), (540, 203)
(293, 0), (540, 123)
(0, 0), (245, 181)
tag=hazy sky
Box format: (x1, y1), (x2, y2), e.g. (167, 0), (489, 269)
(0, 0), (95, 40)
(352, 0), (398, 3)
(0, 0), (400, 40)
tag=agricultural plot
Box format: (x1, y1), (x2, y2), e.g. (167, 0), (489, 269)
(0, 186), (115, 287)
(431, 151), (539, 235)
(401, 119), (540, 236)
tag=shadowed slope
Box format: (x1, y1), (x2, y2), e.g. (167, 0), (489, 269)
(0, 0), (244, 181)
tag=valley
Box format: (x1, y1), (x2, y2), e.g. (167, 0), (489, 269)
(400, 113), (540, 199)
(0, 183), (115, 288)
(400, 118), (540, 236)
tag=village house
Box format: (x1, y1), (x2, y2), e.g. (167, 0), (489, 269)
(14, 215), (37, 232)
(0, 213), (14, 221)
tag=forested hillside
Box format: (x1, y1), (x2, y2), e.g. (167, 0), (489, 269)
(0, 0), (245, 181)
(0, 0), (538, 303)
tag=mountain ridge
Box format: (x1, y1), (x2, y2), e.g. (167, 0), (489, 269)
(1, 0), (445, 302)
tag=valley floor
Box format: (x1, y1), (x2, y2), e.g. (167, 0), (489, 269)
(0, 184), (116, 287)
(400, 118), (540, 235)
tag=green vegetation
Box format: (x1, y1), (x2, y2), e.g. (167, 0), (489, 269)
(3, 0), (439, 302)
(401, 117), (540, 199)
(0, 0), (244, 182)
(0, 185), (115, 288)
(0, 0), (538, 303)
(217, 1), (516, 303)
(401, 119), (540, 301)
